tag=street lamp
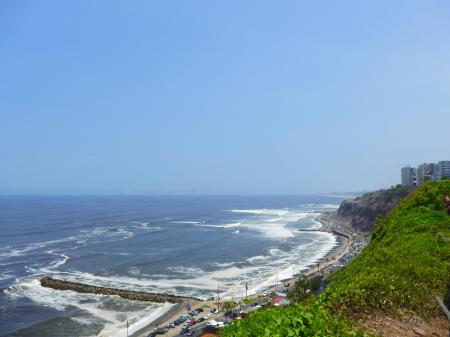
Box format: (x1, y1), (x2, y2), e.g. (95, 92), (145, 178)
(245, 282), (248, 300)
(217, 284), (220, 311)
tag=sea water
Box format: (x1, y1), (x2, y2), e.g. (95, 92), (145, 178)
(0, 195), (343, 337)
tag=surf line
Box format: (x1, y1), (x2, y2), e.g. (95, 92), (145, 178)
(40, 276), (202, 304)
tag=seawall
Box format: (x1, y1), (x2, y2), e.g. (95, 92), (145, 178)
(40, 276), (202, 304)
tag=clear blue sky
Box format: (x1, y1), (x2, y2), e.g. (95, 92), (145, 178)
(1, 1), (450, 195)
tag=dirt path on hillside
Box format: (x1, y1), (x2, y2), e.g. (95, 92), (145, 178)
(359, 311), (449, 337)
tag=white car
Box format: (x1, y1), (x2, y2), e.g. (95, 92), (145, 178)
(207, 319), (219, 327)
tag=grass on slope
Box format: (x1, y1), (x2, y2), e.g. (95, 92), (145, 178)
(222, 180), (450, 337)
(322, 180), (450, 317)
(221, 303), (370, 337)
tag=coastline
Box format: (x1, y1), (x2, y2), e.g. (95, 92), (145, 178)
(313, 212), (369, 276)
(132, 211), (362, 337)
(131, 303), (185, 337)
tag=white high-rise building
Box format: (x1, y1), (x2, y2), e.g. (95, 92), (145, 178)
(416, 163), (428, 185)
(401, 166), (416, 186)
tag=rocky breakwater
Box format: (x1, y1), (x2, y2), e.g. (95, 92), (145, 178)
(334, 185), (415, 232)
(40, 276), (201, 304)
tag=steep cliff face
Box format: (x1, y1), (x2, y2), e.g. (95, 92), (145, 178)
(336, 186), (415, 232)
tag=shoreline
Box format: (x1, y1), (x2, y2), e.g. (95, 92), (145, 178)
(132, 211), (362, 337)
(131, 303), (185, 337)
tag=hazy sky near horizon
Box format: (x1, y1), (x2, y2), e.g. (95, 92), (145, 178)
(1, 1), (450, 195)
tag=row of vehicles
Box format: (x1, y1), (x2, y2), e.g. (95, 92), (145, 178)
(178, 308), (205, 335)
(146, 308), (205, 336)
(147, 288), (279, 337)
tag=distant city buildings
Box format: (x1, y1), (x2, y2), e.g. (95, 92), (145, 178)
(401, 161), (450, 186)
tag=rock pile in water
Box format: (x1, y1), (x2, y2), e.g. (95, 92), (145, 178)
(40, 276), (201, 303)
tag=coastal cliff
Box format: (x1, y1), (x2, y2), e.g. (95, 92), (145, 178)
(40, 277), (201, 304)
(334, 185), (415, 232)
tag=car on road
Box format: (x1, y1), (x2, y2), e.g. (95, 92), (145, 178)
(155, 327), (166, 335)
(207, 319), (225, 328)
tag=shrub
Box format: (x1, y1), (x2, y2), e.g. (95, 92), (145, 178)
(221, 304), (370, 337)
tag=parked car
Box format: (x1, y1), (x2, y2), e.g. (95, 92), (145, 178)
(195, 308), (204, 312)
(210, 308), (219, 314)
(155, 327), (166, 334)
(229, 312), (239, 319)
(207, 319), (219, 327)
(180, 327), (190, 335)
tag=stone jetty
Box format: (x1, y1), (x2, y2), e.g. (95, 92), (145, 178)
(40, 276), (201, 304)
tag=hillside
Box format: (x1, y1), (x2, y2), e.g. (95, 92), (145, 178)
(334, 185), (415, 232)
(222, 180), (450, 337)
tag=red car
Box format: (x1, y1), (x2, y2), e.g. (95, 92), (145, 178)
(188, 319), (197, 327)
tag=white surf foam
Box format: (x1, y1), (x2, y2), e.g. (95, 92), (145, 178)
(195, 222), (241, 229)
(226, 208), (320, 239)
(58, 232), (338, 301)
(6, 277), (173, 337)
(229, 209), (290, 216)
(170, 221), (204, 224)
(244, 232), (338, 296)
(239, 221), (293, 238)
(105, 303), (174, 337)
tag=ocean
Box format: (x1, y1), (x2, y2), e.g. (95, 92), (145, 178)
(0, 195), (344, 337)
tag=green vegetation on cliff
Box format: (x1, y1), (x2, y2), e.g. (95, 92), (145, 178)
(222, 180), (450, 337)
(222, 304), (369, 337)
(323, 180), (450, 317)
